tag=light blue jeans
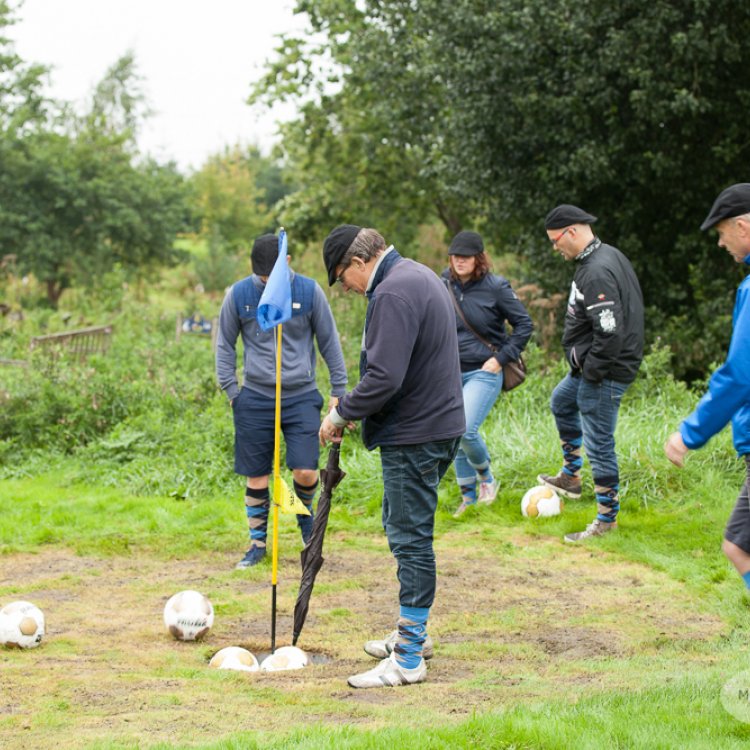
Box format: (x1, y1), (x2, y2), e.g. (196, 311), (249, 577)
(454, 368), (504, 491)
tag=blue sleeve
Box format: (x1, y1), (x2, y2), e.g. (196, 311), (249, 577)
(311, 284), (348, 397)
(680, 282), (750, 449)
(215, 287), (241, 401)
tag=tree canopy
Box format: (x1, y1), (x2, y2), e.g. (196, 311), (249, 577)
(254, 0), (750, 376)
(0, 18), (188, 307)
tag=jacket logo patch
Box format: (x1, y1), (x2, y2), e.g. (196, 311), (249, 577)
(599, 309), (616, 333)
(597, 293), (606, 300)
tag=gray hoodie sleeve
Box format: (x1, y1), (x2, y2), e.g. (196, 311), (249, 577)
(311, 283), (348, 397)
(215, 287), (242, 402)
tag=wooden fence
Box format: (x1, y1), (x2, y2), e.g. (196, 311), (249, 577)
(28, 324), (113, 361)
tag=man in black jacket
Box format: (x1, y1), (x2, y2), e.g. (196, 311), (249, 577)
(319, 225), (465, 688)
(537, 205), (644, 542)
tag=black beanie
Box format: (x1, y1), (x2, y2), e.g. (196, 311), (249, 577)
(323, 224), (362, 286)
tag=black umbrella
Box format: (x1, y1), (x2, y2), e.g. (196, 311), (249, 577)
(292, 442), (346, 646)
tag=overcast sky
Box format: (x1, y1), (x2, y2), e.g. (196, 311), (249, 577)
(9, 0), (305, 172)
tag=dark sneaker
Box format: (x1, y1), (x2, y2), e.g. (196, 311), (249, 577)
(564, 519), (617, 543)
(348, 653), (427, 689)
(363, 630), (434, 660)
(537, 471), (582, 499)
(235, 544), (267, 568)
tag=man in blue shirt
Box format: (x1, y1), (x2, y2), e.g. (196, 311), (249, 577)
(666, 183), (750, 590)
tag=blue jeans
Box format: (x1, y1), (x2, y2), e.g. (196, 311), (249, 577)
(550, 373), (629, 485)
(380, 438), (460, 609)
(454, 369), (504, 488)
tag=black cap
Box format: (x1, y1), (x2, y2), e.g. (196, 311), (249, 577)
(323, 224), (361, 286)
(544, 204), (597, 230)
(700, 183), (750, 230)
(448, 230), (484, 256)
(252, 234), (279, 276)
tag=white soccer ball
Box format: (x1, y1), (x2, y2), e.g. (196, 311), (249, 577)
(209, 646), (259, 673)
(0, 601), (45, 649)
(163, 590), (214, 641)
(521, 486), (564, 518)
(260, 645), (309, 672)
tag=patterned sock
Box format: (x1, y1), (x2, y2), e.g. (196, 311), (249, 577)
(393, 606), (429, 669)
(293, 479), (318, 543)
(742, 571), (750, 590)
(475, 461), (493, 484)
(594, 475), (619, 523)
(245, 486), (270, 547)
(458, 482), (477, 504)
(560, 434), (583, 478)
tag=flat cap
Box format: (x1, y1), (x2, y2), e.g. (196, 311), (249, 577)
(544, 204), (597, 230)
(323, 224), (361, 286)
(252, 234), (279, 276)
(448, 230), (484, 256)
(700, 183), (750, 231)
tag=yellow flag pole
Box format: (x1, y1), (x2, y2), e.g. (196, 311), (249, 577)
(270, 322), (282, 654)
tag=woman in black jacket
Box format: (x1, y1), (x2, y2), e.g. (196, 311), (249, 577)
(443, 231), (533, 518)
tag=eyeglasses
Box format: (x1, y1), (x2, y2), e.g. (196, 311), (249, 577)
(335, 265), (348, 285)
(550, 227), (572, 245)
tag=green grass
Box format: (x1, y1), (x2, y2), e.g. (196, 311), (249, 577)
(2, 280), (749, 746)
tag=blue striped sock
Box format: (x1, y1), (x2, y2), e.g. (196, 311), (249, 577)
(393, 606), (429, 669)
(594, 477), (619, 523)
(293, 479), (318, 543)
(561, 435), (583, 477)
(742, 571), (750, 590)
(245, 486), (270, 546)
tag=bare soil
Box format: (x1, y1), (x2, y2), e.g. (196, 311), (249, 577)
(0, 531), (725, 749)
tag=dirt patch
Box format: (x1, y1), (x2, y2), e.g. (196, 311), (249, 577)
(0, 535), (726, 749)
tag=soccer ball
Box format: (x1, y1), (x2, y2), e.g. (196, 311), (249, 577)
(260, 645), (309, 672)
(209, 646), (259, 672)
(0, 601), (45, 649)
(521, 486), (564, 518)
(163, 590), (214, 641)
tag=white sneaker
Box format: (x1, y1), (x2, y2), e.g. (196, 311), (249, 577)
(478, 479), (499, 505)
(363, 630), (434, 660)
(347, 653), (427, 689)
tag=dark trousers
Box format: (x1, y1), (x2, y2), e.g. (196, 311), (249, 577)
(380, 438), (460, 609)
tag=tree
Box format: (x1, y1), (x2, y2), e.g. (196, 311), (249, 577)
(256, 0), (750, 376)
(189, 145), (282, 252)
(0, 51), (188, 306)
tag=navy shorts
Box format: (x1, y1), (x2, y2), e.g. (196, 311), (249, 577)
(724, 456), (750, 554)
(232, 387), (324, 478)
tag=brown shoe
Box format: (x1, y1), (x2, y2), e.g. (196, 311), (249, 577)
(564, 519), (617, 543)
(537, 471), (582, 499)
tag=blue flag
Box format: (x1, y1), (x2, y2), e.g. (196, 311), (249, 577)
(257, 230), (292, 332)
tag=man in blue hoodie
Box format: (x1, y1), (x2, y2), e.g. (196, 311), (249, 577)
(216, 234), (347, 569)
(665, 183), (750, 590)
(319, 225), (465, 689)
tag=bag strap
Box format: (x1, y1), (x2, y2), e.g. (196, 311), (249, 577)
(443, 278), (497, 353)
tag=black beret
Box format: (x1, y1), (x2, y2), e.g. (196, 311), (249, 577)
(700, 183), (750, 231)
(252, 234), (279, 276)
(323, 224), (362, 286)
(448, 230), (484, 256)
(544, 204), (598, 230)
